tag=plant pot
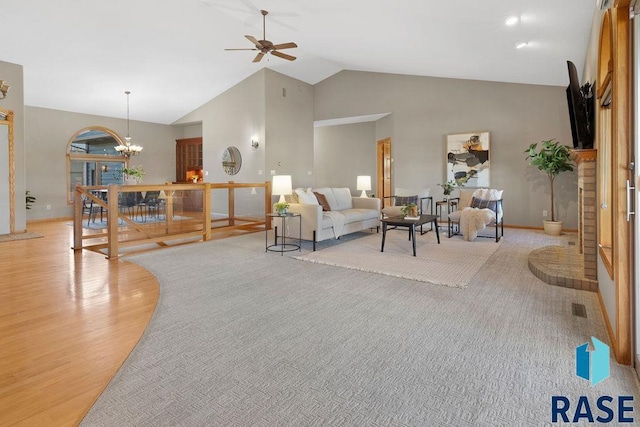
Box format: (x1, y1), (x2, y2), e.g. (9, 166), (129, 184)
(543, 220), (563, 236)
(124, 175), (138, 185)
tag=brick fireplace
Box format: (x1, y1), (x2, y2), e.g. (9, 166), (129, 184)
(571, 149), (597, 280)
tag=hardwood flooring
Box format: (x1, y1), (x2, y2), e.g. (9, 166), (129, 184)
(1, 221), (158, 426)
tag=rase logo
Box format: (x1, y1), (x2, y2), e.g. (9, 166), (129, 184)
(576, 336), (610, 386)
(550, 337), (634, 424)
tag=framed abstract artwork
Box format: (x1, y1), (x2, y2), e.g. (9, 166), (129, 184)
(446, 131), (490, 188)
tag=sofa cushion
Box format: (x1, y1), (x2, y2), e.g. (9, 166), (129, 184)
(332, 187), (353, 211)
(295, 188), (319, 205)
(321, 209), (378, 228)
(313, 188), (338, 211)
(313, 192), (331, 211)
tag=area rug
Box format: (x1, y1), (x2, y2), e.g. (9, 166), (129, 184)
(293, 230), (502, 288)
(73, 215), (192, 230)
(0, 232), (44, 242)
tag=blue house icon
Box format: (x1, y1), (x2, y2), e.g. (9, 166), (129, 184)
(576, 337), (610, 386)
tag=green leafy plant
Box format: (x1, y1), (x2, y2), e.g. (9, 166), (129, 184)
(26, 190), (36, 210)
(438, 180), (457, 196)
(118, 165), (145, 182)
(400, 202), (417, 217)
(524, 139), (574, 222)
(274, 201), (289, 214)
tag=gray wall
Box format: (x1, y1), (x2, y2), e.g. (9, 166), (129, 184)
(25, 106), (178, 220)
(0, 60), (26, 232)
(265, 69), (314, 189)
(314, 122), (377, 194)
(174, 68), (314, 214)
(174, 69), (267, 216)
(314, 70), (578, 228)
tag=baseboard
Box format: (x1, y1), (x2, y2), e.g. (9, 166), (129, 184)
(597, 289), (621, 363)
(27, 216), (72, 224)
(503, 224), (578, 232)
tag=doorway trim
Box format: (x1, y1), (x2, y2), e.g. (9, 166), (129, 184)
(0, 108), (15, 234)
(377, 138), (391, 207)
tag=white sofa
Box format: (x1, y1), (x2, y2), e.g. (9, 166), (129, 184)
(287, 187), (381, 250)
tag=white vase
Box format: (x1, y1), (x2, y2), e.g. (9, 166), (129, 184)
(543, 220), (563, 236)
(124, 175), (138, 185)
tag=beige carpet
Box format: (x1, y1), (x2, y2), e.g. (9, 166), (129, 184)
(0, 232), (44, 242)
(82, 229), (639, 426)
(293, 229), (501, 288)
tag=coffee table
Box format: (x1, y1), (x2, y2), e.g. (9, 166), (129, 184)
(381, 214), (440, 256)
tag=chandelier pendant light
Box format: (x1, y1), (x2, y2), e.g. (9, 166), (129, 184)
(115, 90), (143, 157)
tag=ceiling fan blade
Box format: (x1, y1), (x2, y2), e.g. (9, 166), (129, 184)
(245, 35), (262, 48)
(253, 52), (265, 63)
(271, 50), (296, 61)
(272, 42), (297, 50)
(225, 48), (259, 51)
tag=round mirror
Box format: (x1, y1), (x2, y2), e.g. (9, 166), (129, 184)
(222, 146), (242, 175)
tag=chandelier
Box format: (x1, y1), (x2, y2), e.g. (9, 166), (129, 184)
(115, 90), (143, 157)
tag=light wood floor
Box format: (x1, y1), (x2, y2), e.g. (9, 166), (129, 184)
(0, 220), (254, 426)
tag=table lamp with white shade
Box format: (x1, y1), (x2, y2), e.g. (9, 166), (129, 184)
(272, 175), (292, 203)
(356, 175), (371, 198)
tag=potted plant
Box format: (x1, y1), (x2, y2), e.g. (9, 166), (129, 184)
(439, 180), (456, 198)
(274, 201), (289, 215)
(524, 139), (574, 235)
(400, 202), (418, 218)
(119, 165), (145, 184)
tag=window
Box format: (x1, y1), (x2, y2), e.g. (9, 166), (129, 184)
(67, 127), (126, 203)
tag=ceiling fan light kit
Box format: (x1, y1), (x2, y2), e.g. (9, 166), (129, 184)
(225, 10), (297, 63)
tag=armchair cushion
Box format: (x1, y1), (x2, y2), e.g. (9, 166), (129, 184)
(395, 195), (418, 206)
(470, 197), (498, 211)
(395, 187), (430, 198)
(381, 206), (404, 217)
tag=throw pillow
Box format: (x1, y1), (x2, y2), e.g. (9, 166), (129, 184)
(332, 187), (353, 210)
(395, 195), (418, 206)
(313, 192), (331, 211)
(458, 189), (475, 208)
(295, 188), (319, 205)
(470, 196), (498, 211)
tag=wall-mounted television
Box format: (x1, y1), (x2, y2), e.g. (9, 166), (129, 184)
(566, 60), (594, 149)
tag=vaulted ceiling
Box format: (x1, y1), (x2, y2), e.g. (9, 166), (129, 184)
(4, 0), (595, 124)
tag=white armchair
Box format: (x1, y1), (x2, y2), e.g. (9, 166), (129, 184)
(448, 188), (503, 242)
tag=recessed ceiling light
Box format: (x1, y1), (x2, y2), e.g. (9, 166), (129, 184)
(505, 16), (519, 26)
(516, 42), (529, 49)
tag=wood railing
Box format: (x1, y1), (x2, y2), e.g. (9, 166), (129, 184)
(73, 181), (272, 259)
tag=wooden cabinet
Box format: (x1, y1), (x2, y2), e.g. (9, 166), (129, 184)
(175, 137), (203, 182)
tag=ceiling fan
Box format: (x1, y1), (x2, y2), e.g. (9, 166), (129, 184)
(225, 10), (297, 63)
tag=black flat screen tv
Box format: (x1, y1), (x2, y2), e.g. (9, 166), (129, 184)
(566, 60), (594, 149)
